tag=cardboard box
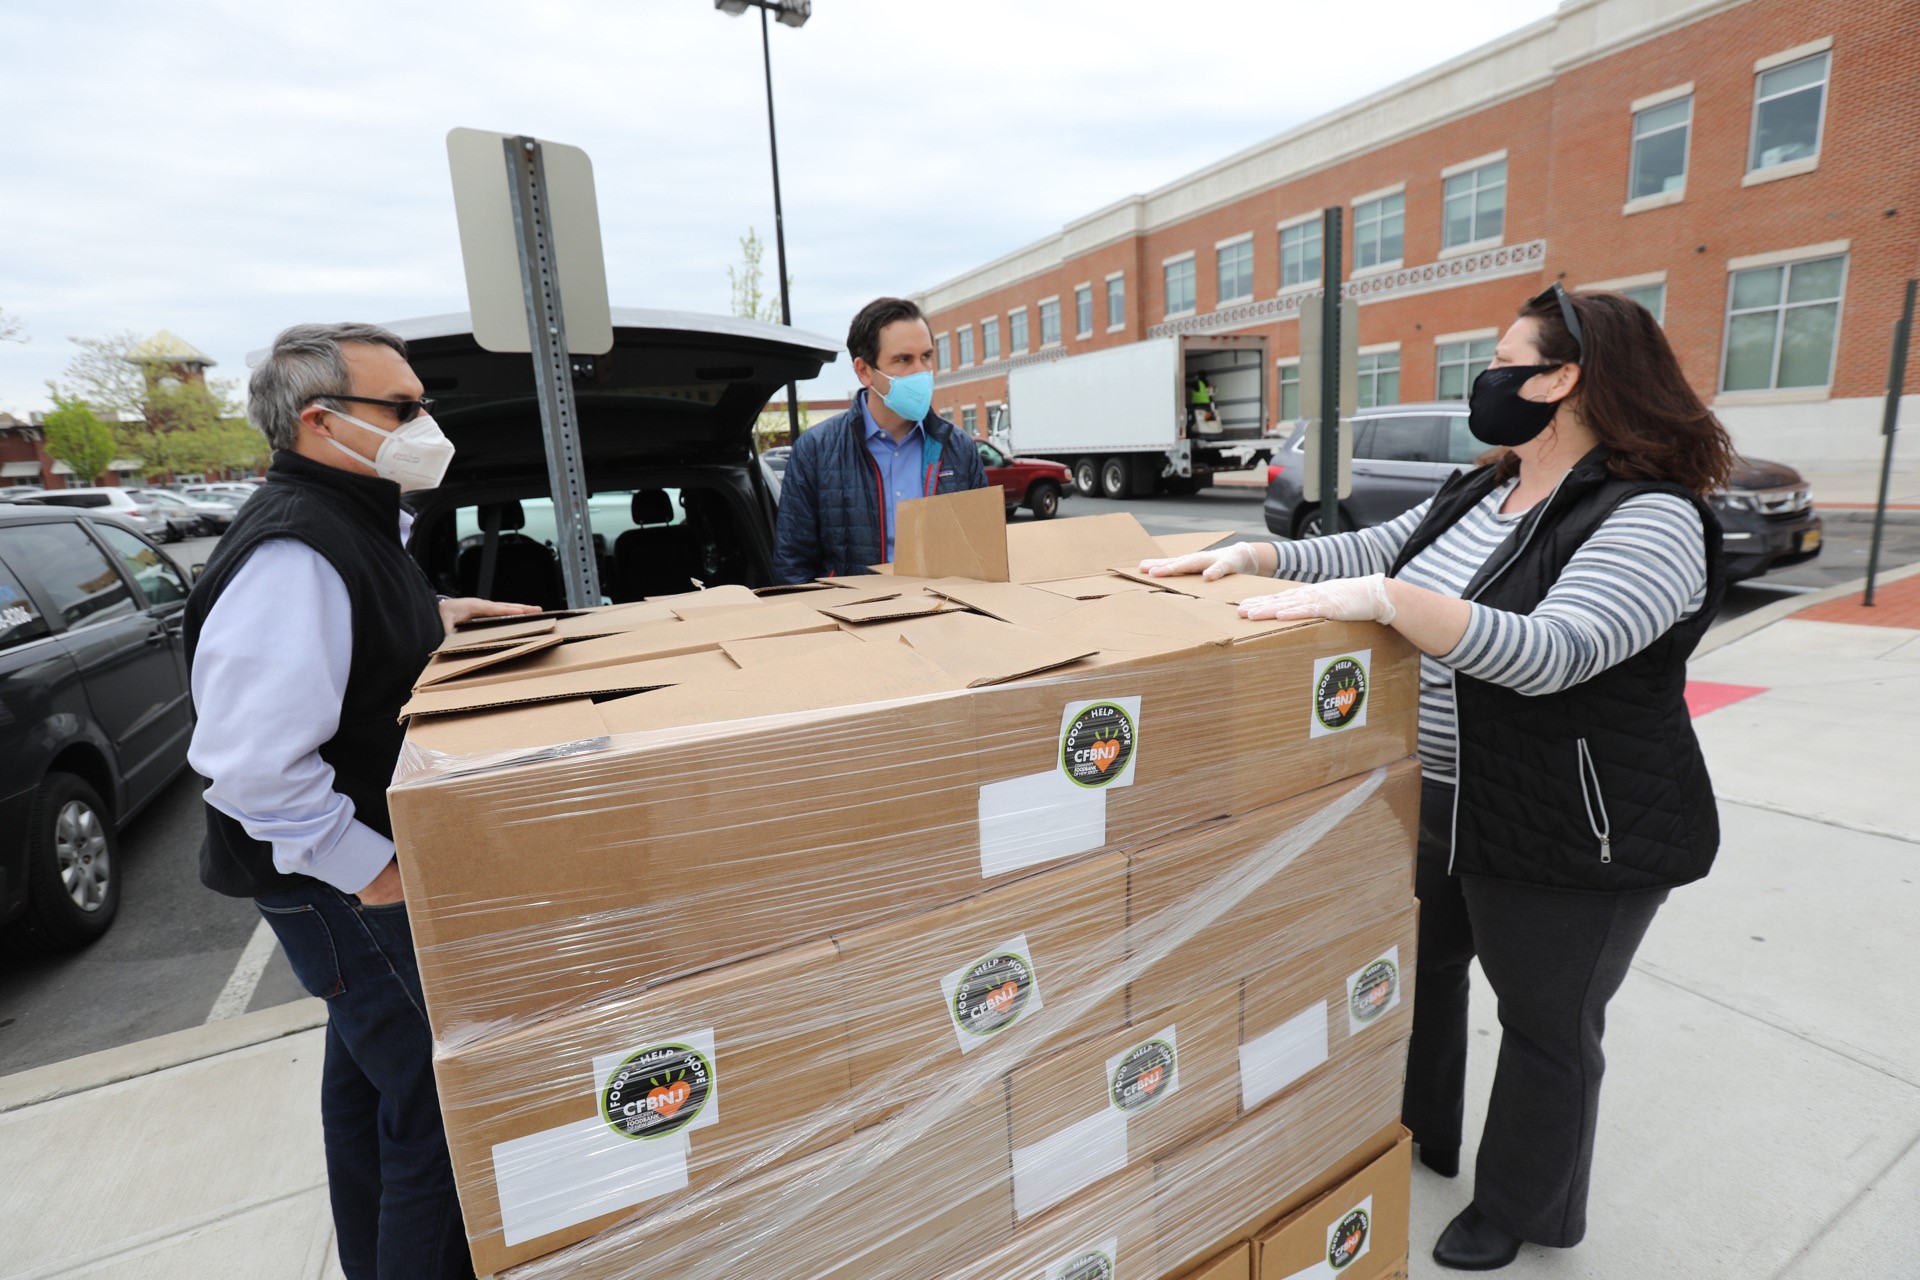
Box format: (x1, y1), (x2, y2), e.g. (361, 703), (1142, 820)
(1251, 1130), (1411, 1280)
(1006, 987), (1239, 1221)
(1171, 1242), (1253, 1280)
(942, 1164), (1158, 1280)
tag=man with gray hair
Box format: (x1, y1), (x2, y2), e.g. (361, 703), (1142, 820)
(184, 322), (535, 1279)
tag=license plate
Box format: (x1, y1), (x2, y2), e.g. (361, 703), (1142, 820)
(1800, 529), (1822, 552)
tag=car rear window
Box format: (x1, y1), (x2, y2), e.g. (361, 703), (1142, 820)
(1363, 416), (1445, 462)
(0, 522), (137, 628)
(0, 558), (51, 649)
(93, 522), (189, 606)
(1442, 416), (1487, 465)
(35, 492), (111, 509)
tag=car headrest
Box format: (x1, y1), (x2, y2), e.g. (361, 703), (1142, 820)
(479, 500), (525, 532)
(632, 489), (673, 525)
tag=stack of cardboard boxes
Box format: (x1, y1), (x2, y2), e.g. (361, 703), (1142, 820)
(388, 491), (1424, 1279)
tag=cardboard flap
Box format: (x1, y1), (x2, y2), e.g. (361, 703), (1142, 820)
(752, 582), (836, 597)
(1107, 568), (1282, 605)
(721, 630), (865, 667)
(1047, 590), (1238, 658)
(1032, 573), (1166, 600)
(816, 595), (958, 625)
(402, 697), (610, 762)
(922, 579), (1081, 629)
(438, 618), (557, 653)
(1007, 512), (1164, 583)
(901, 611), (1098, 687)
(399, 650), (738, 721)
(893, 487), (1011, 582)
(414, 634), (567, 689)
(1149, 530), (1239, 558)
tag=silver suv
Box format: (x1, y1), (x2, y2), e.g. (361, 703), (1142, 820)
(22, 488), (173, 541)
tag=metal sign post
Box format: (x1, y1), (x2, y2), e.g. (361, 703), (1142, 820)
(1865, 278), (1916, 608)
(1317, 207), (1345, 536)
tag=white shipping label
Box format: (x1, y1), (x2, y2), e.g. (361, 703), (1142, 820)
(1012, 1108), (1129, 1220)
(1346, 947), (1401, 1036)
(591, 1027), (720, 1140)
(1309, 649), (1372, 739)
(1239, 1001), (1329, 1110)
(1277, 1194), (1375, 1278)
(940, 934), (1045, 1052)
(1106, 1023), (1180, 1116)
(1043, 1235), (1123, 1280)
(979, 771), (1107, 877)
(1058, 696), (1142, 790)
(492, 1119), (690, 1246)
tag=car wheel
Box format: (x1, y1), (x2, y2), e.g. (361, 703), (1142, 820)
(1292, 505), (1352, 538)
(3, 772), (120, 955)
(1100, 457), (1130, 501)
(1026, 483), (1060, 520)
(1073, 458), (1099, 497)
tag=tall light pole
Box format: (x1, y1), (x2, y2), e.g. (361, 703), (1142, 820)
(716, 0), (809, 445)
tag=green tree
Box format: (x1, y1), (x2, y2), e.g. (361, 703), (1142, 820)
(41, 397), (118, 486)
(728, 227), (785, 324)
(121, 376), (253, 478)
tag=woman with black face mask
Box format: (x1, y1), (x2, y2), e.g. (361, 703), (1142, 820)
(1140, 285), (1736, 1271)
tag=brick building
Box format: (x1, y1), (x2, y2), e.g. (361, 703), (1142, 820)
(915, 0), (1920, 474)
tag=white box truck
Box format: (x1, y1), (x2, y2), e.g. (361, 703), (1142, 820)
(989, 334), (1277, 499)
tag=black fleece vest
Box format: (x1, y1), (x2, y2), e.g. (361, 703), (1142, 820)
(184, 452), (444, 899)
(1389, 449), (1727, 892)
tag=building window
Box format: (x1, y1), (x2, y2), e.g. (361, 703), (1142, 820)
(1075, 285), (1093, 338)
(1750, 51), (1829, 172)
(1277, 362), (1301, 422)
(962, 405), (978, 436)
(1723, 253), (1846, 391)
(957, 325), (973, 367)
(1436, 337), (1496, 400)
(1358, 351), (1400, 408)
(936, 332), (950, 372)
(1279, 221), (1321, 289)
(1353, 194), (1404, 270)
(1217, 239), (1254, 305)
(1164, 257), (1196, 317)
(1009, 308), (1029, 354)
(1620, 282), (1667, 324)
(982, 317), (1000, 362)
(1442, 159), (1506, 249)
(1107, 275), (1126, 329)
(1039, 298), (1061, 347)
(1629, 96), (1692, 199)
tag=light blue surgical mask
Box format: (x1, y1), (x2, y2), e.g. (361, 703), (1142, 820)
(871, 368), (934, 424)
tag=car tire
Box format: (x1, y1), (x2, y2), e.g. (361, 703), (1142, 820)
(1072, 458), (1099, 497)
(1026, 483), (1060, 520)
(1100, 457), (1131, 500)
(1292, 505), (1353, 538)
(3, 772), (121, 956)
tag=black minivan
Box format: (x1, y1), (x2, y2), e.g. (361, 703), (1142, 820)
(0, 505), (195, 953)
(1264, 403), (1823, 581)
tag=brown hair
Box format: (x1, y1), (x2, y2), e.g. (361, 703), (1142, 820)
(1493, 289), (1734, 494)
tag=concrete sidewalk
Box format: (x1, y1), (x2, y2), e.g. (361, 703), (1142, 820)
(4, 569), (1918, 1280)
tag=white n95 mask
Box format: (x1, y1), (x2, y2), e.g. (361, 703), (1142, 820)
(324, 408), (456, 492)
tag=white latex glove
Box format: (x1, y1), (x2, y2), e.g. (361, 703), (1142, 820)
(1137, 541), (1264, 582)
(1237, 574), (1398, 624)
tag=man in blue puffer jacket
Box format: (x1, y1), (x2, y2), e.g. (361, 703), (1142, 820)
(773, 296), (989, 582)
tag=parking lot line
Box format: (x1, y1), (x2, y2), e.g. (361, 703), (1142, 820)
(205, 917), (278, 1023)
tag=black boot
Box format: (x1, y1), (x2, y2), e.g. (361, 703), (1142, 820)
(1433, 1203), (1522, 1271)
(1418, 1143), (1460, 1178)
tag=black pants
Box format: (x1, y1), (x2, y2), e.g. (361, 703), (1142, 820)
(256, 883), (475, 1280)
(1402, 778), (1666, 1247)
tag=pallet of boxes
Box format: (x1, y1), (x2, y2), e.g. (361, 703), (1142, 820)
(388, 487), (1421, 1280)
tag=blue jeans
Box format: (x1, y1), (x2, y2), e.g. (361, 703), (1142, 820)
(256, 882), (473, 1280)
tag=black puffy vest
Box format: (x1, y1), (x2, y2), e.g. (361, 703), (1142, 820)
(1389, 449), (1726, 892)
(184, 451), (444, 898)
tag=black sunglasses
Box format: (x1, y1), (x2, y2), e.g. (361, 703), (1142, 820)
(1531, 282), (1585, 363)
(309, 394), (437, 425)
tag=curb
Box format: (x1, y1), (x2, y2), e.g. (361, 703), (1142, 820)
(0, 997), (326, 1114)
(1696, 558), (1920, 657)
(1816, 507), (1920, 525)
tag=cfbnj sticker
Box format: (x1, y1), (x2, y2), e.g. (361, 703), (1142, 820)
(1108, 1025), (1180, 1114)
(1059, 697), (1141, 789)
(1309, 649), (1372, 739)
(1326, 1195), (1374, 1271)
(1044, 1237), (1120, 1280)
(1345, 947), (1401, 1036)
(940, 934), (1045, 1052)
(600, 1042), (714, 1140)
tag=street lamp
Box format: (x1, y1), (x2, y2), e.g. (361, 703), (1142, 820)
(716, 0), (810, 445)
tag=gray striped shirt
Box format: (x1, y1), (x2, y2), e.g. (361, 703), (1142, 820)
(1272, 480), (1707, 782)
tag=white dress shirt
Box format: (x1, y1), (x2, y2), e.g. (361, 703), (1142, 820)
(188, 512), (420, 895)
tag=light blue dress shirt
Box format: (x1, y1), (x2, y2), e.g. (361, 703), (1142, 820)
(863, 397), (928, 561)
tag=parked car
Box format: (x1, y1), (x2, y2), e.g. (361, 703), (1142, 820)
(183, 483), (259, 506)
(0, 504), (195, 952)
(1263, 403), (1823, 581)
(1, 486), (47, 502)
(23, 487), (173, 541)
(758, 446), (790, 504)
(129, 487), (231, 535)
(975, 439), (1071, 520)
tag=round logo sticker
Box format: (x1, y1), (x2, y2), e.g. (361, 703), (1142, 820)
(1057, 1250), (1115, 1280)
(1315, 656), (1368, 732)
(1328, 1207), (1370, 1270)
(600, 1043), (713, 1140)
(1109, 1039), (1177, 1113)
(951, 951), (1035, 1037)
(1061, 702), (1135, 789)
(1350, 958), (1398, 1026)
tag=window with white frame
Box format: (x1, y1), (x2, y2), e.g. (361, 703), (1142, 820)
(982, 316), (1000, 361)
(1442, 159), (1506, 249)
(1217, 239), (1254, 304)
(1353, 194), (1404, 270)
(1436, 337), (1497, 400)
(936, 333), (950, 372)
(1107, 275), (1126, 329)
(957, 325), (973, 367)
(1164, 257), (1196, 317)
(1358, 351), (1400, 409)
(1620, 282), (1667, 324)
(1750, 51), (1829, 172)
(1039, 298), (1061, 347)
(1629, 96), (1692, 199)
(962, 405), (978, 436)
(1722, 253), (1846, 392)
(1075, 285), (1093, 337)
(1009, 308), (1029, 354)
(1276, 361), (1301, 422)
(1279, 221), (1321, 289)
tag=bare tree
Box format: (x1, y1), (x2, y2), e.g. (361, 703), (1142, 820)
(0, 307), (25, 344)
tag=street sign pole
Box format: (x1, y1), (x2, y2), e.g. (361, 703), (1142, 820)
(756, 5), (802, 445)
(503, 135), (601, 608)
(1318, 207), (1345, 536)
(1864, 277), (1916, 608)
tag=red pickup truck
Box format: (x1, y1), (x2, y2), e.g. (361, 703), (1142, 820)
(975, 440), (1070, 520)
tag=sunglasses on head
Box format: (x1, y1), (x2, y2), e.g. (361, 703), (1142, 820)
(1530, 282), (1585, 364)
(309, 394), (437, 425)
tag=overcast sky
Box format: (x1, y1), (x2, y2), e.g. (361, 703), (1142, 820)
(0, 0), (1558, 416)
